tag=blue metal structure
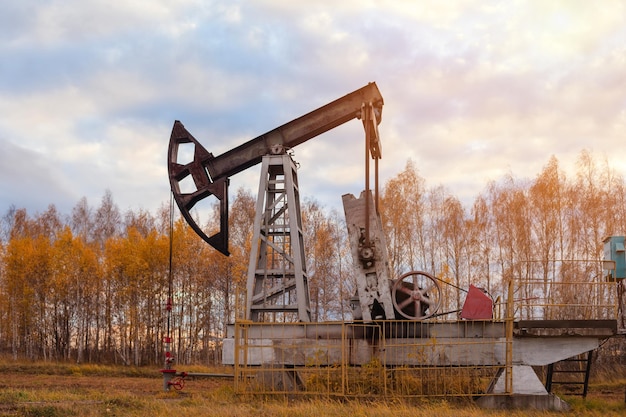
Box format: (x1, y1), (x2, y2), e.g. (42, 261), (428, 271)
(603, 236), (626, 280)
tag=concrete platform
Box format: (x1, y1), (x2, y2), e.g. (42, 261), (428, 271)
(475, 394), (570, 411)
(224, 319), (617, 409)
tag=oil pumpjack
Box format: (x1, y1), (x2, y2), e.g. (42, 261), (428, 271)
(164, 82), (620, 409)
(166, 82), (419, 323)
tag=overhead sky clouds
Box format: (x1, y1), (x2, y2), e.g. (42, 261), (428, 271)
(1, 0), (625, 217)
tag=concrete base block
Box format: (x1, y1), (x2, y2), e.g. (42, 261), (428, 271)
(475, 394), (570, 411)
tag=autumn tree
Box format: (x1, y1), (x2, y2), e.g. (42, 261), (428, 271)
(303, 199), (345, 321)
(50, 226), (99, 362)
(380, 160), (426, 277)
(93, 190), (122, 361)
(441, 194), (467, 311)
(0, 150), (625, 364)
(223, 188), (256, 323)
(2, 206), (62, 359)
(468, 194), (495, 294)
(529, 156), (566, 302)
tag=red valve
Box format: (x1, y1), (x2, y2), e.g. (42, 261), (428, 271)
(169, 376), (185, 390)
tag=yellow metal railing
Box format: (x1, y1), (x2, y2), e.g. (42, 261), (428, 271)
(511, 259), (619, 321)
(231, 261), (620, 399)
(232, 320), (508, 398)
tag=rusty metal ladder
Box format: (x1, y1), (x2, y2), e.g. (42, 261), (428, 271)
(545, 350), (593, 398)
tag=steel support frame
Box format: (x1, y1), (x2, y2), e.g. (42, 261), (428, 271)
(246, 154), (311, 322)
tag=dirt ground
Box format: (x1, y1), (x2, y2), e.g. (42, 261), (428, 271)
(0, 370), (624, 416)
(1, 369), (624, 399)
(0, 372), (224, 396)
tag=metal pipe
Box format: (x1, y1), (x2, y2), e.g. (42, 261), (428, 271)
(183, 373), (234, 378)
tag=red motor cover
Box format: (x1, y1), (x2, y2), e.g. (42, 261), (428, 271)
(460, 284), (493, 320)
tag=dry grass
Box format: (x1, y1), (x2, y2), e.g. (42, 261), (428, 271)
(0, 361), (623, 417)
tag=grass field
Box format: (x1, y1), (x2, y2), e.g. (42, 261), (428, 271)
(0, 362), (623, 416)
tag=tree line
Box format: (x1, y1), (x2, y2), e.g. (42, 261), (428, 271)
(0, 150), (624, 366)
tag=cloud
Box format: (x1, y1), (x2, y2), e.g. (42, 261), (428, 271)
(2, 0), (198, 46)
(0, 138), (78, 214)
(1, 0), (626, 220)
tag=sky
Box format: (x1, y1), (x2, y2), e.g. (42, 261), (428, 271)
(1, 0), (626, 220)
